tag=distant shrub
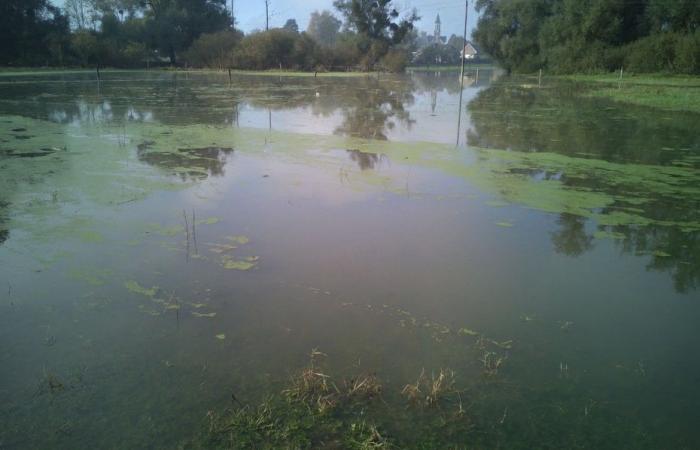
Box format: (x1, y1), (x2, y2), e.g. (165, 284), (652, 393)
(624, 34), (678, 73)
(183, 30), (243, 69)
(232, 29), (301, 70)
(674, 31), (700, 74)
(70, 30), (99, 66)
(378, 49), (409, 73)
(291, 33), (318, 71)
(120, 42), (148, 68)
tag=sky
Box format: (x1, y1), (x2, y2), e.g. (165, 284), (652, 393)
(50, 0), (480, 39)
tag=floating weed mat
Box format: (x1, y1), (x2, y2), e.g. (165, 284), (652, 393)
(68, 267), (113, 286)
(207, 235), (259, 271)
(0, 115), (191, 265)
(123, 279), (222, 318)
(136, 140), (234, 181)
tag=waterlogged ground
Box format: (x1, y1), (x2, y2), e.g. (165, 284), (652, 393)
(0, 70), (699, 449)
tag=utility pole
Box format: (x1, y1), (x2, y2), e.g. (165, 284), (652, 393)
(265, 0), (269, 31)
(231, 0), (234, 29)
(456, 0), (469, 147)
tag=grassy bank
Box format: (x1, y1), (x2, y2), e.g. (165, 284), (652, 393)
(408, 63), (495, 72)
(197, 68), (380, 78)
(0, 67), (382, 78)
(563, 73), (700, 114)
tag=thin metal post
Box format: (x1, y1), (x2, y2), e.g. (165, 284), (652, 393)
(456, 0), (469, 147)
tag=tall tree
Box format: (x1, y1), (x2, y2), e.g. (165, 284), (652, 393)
(307, 10), (342, 46)
(473, 0), (700, 74)
(283, 18), (299, 33)
(64, 0), (93, 29)
(142, 0), (231, 64)
(333, 0), (419, 45)
(646, 0), (700, 33)
(0, 0), (70, 65)
(473, 0), (551, 73)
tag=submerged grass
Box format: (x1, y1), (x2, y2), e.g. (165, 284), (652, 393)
(562, 74), (700, 113)
(191, 351), (470, 449)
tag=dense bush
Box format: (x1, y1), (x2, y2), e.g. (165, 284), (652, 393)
(675, 31), (700, 74)
(232, 30), (304, 70)
(2, 0), (417, 73)
(378, 49), (410, 73)
(474, 0), (700, 74)
(182, 30), (243, 68)
(623, 32), (700, 74)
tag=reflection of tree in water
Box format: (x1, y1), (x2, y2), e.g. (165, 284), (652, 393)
(607, 225), (699, 293)
(550, 213), (594, 256)
(136, 142), (234, 181)
(411, 72), (464, 95)
(465, 81), (700, 293)
(237, 76), (418, 140)
(0, 200), (9, 246)
(23, 74), (427, 139)
(549, 210), (700, 293)
(466, 83), (700, 167)
(334, 78), (416, 140)
(346, 149), (387, 171)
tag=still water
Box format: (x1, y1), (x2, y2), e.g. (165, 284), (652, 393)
(0, 70), (699, 449)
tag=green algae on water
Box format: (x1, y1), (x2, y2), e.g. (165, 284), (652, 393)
(69, 268), (112, 286)
(146, 223), (185, 237)
(227, 235), (249, 245)
(196, 217), (220, 225)
(125, 280), (158, 297)
(594, 230), (627, 240)
(221, 257), (256, 271)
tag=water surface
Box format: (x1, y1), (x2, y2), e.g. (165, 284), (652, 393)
(0, 70), (699, 449)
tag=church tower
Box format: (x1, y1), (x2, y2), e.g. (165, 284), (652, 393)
(434, 14), (441, 43)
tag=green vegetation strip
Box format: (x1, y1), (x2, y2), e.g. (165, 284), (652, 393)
(562, 74), (700, 114)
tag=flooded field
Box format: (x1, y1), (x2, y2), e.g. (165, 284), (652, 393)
(1, 70), (699, 449)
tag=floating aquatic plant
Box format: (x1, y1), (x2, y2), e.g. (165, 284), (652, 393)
(124, 280), (158, 297)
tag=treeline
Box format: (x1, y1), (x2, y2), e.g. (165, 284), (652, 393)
(1, 0), (420, 72)
(474, 0), (700, 74)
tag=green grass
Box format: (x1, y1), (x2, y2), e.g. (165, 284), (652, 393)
(194, 68), (381, 77)
(407, 63), (495, 72)
(562, 73), (700, 113)
(0, 67), (378, 78)
(0, 68), (142, 77)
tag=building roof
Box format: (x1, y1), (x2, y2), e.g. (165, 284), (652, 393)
(463, 42), (479, 54)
